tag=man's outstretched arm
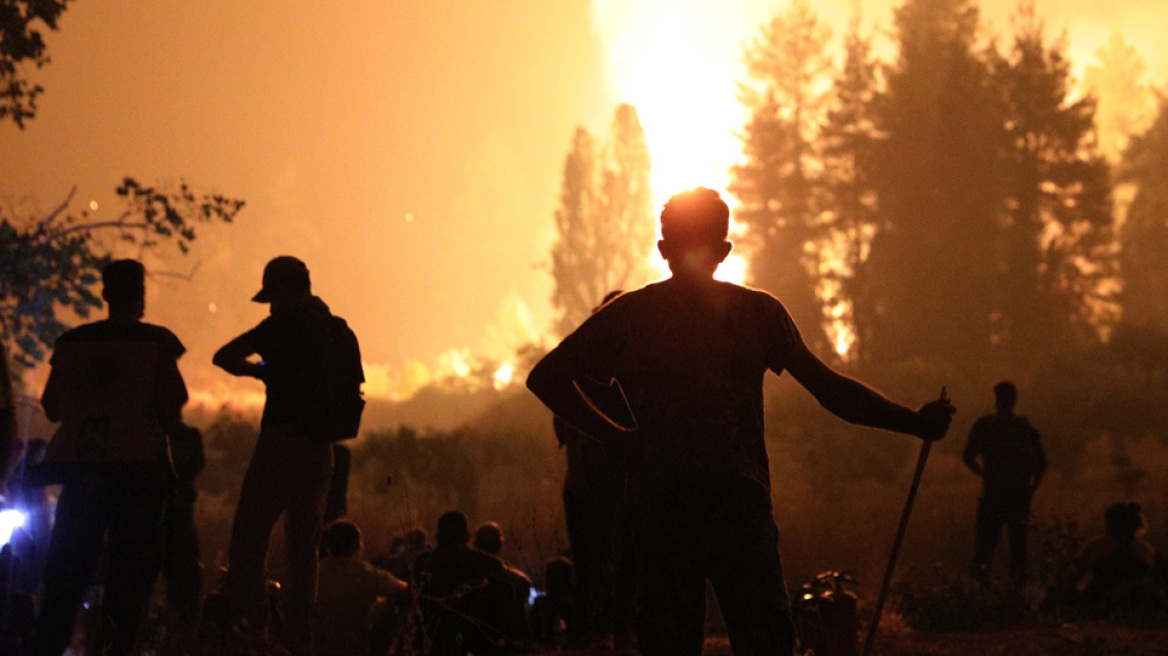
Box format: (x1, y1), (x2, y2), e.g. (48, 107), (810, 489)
(212, 334), (265, 379)
(527, 345), (634, 443)
(784, 341), (953, 440)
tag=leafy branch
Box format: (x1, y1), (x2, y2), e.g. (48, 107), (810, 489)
(0, 177), (244, 371)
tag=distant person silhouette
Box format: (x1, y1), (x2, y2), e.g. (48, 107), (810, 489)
(413, 510), (505, 656)
(529, 555), (579, 650)
(315, 520), (407, 656)
(32, 259), (189, 656)
(527, 187), (955, 656)
(381, 527), (430, 583)
(555, 290), (638, 649)
(1074, 501), (1167, 613)
(964, 381), (1046, 582)
(213, 255), (348, 654)
(473, 521), (533, 650)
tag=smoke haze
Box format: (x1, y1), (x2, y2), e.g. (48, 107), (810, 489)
(2, 0), (1166, 399)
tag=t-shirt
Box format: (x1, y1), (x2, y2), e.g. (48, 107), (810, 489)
(241, 296), (332, 435)
(316, 557), (406, 656)
(553, 278), (802, 503)
(964, 413), (1046, 501)
(41, 320), (187, 472)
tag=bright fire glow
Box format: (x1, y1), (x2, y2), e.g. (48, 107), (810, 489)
(592, 0), (752, 285)
(493, 362), (514, 388)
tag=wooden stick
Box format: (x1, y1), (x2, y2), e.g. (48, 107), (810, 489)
(860, 387), (946, 656)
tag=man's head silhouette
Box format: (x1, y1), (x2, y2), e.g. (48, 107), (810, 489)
(102, 259), (146, 319)
(658, 187), (732, 280)
(436, 510), (471, 548)
(993, 381), (1017, 413)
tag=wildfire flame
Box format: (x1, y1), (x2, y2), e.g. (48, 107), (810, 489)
(591, 0), (751, 286)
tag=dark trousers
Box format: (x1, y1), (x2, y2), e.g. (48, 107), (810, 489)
(630, 476), (795, 656)
(164, 478), (203, 622)
(30, 470), (168, 656)
(973, 496), (1030, 581)
(563, 482), (636, 640)
(224, 426), (333, 652)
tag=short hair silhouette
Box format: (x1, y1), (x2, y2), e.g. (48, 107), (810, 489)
(405, 527), (428, 551)
(101, 259), (145, 306)
(473, 522), (503, 555)
(436, 511), (470, 548)
(1104, 501), (1145, 542)
(660, 187), (730, 245)
(993, 381), (1017, 410)
(324, 520), (362, 558)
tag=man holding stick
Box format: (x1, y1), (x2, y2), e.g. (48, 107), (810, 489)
(527, 187), (955, 656)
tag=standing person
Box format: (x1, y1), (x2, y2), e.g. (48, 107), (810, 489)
(963, 380), (1046, 582)
(31, 259), (189, 656)
(526, 187), (955, 656)
(162, 421), (205, 642)
(213, 255), (363, 654)
(555, 290), (637, 650)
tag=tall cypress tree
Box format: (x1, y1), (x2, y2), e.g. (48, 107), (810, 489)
(550, 105), (654, 337)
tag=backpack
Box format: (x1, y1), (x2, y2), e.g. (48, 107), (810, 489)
(321, 315), (366, 441)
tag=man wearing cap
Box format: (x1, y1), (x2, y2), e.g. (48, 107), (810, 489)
(213, 255), (339, 653)
(32, 259), (189, 656)
(527, 188), (956, 656)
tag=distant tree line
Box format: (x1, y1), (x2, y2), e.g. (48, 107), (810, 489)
(551, 0), (1168, 386)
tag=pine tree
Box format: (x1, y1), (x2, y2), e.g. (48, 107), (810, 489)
(865, 0), (1006, 365)
(820, 11), (880, 364)
(730, 0), (834, 352)
(1083, 31), (1155, 163)
(993, 4), (1117, 367)
(1118, 94), (1168, 331)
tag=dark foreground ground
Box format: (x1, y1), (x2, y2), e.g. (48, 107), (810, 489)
(547, 625), (1168, 655)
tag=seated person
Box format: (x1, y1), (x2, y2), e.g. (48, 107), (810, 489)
(529, 555), (580, 650)
(474, 521), (533, 649)
(315, 520), (407, 656)
(413, 511), (505, 656)
(1075, 501), (1167, 613)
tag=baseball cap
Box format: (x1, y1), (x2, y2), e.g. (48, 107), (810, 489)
(252, 255), (311, 303)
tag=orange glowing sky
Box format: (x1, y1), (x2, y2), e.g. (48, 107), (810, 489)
(3, 0), (1166, 398)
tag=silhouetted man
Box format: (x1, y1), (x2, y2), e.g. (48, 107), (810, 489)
(555, 290), (637, 649)
(964, 381), (1046, 582)
(33, 259), (188, 656)
(527, 187), (955, 656)
(315, 520), (407, 656)
(413, 511), (505, 656)
(213, 255), (340, 653)
(473, 521), (533, 650)
(162, 421), (205, 636)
